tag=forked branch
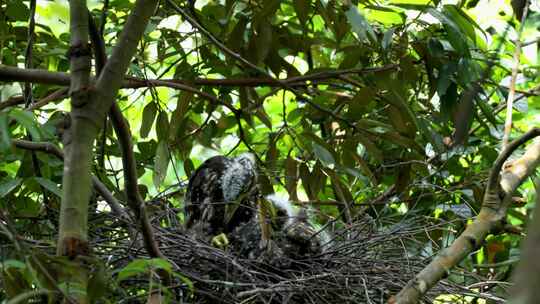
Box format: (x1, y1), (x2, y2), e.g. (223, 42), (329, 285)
(391, 127), (540, 304)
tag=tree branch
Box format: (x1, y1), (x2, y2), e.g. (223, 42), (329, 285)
(510, 180), (540, 304)
(11, 139), (129, 221)
(391, 127), (540, 304)
(0, 64), (397, 88)
(88, 10), (169, 287)
(502, 2), (529, 148)
(93, 0), (158, 119)
(89, 9), (164, 259)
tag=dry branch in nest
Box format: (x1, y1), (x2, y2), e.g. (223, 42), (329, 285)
(91, 207), (500, 304)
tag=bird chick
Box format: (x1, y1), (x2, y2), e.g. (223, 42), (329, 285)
(265, 194), (332, 257)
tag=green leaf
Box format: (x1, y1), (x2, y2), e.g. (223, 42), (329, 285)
(437, 63), (457, 96)
(9, 109), (41, 140)
(117, 260), (147, 281)
(6, 0), (29, 21)
(0, 112), (11, 152)
(440, 82), (458, 120)
(254, 22), (273, 63)
(287, 108), (303, 124)
(0, 178), (23, 198)
(345, 5), (377, 43)
(34, 177), (62, 197)
(389, 0), (431, 7)
(153, 141), (169, 189)
(2, 264), (31, 298)
(117, 258), (172, 282)
(2, 259), (27, 269)
(88, 262), (108, 303)
(169, 92), (193, 140)
(427, 38), (445, 58)
(140, 102), (157, 138)
(184, 158), (195, 178)
(312, 142), (335, 167)
(382, 28), (395, 51)
(285, 156), (298, 201)
(227, 17), (248, 51)
(366, 6), (405, 25)
(156, 110), (169, 141)
(443, 5), (480, 43)
(445, 24), (469, 56)
(427, 7), (461, 34)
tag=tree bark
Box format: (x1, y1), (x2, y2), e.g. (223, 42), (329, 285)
(392, 129), (540, 303)
(508, 178), (540, 304)
(56, 0), (158, 302)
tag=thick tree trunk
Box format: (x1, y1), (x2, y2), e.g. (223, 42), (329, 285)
(56, 1), (93, 302)
(509, 179), (540, 304)
(56, 0), (159, 302)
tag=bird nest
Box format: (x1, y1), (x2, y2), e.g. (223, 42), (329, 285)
(94, 207), (496, 304)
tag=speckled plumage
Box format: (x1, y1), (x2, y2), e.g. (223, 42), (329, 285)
(184, 153), (258, 237)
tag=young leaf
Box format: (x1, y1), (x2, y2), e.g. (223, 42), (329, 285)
(153, 141), (169, 189)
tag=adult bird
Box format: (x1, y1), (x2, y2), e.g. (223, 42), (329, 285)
(184, 153), (258, 245)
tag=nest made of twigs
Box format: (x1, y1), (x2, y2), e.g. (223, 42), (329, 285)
(90, 204), (500, 304)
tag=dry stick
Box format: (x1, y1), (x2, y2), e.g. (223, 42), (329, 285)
(502, 3), (530, 149)
(391, 127), (540, 304)
(23, 0), (36, 107)
(11, 139), (129, 220)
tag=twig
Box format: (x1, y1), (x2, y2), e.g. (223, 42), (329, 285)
(23, 0), (36, 107)
(502, 2), (529, 148)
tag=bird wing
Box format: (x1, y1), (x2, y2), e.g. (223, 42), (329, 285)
(184, 156), (230, 231)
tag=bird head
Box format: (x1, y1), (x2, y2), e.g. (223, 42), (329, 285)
(264, 193), (298, 230)
(234, 153), (256, 171)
